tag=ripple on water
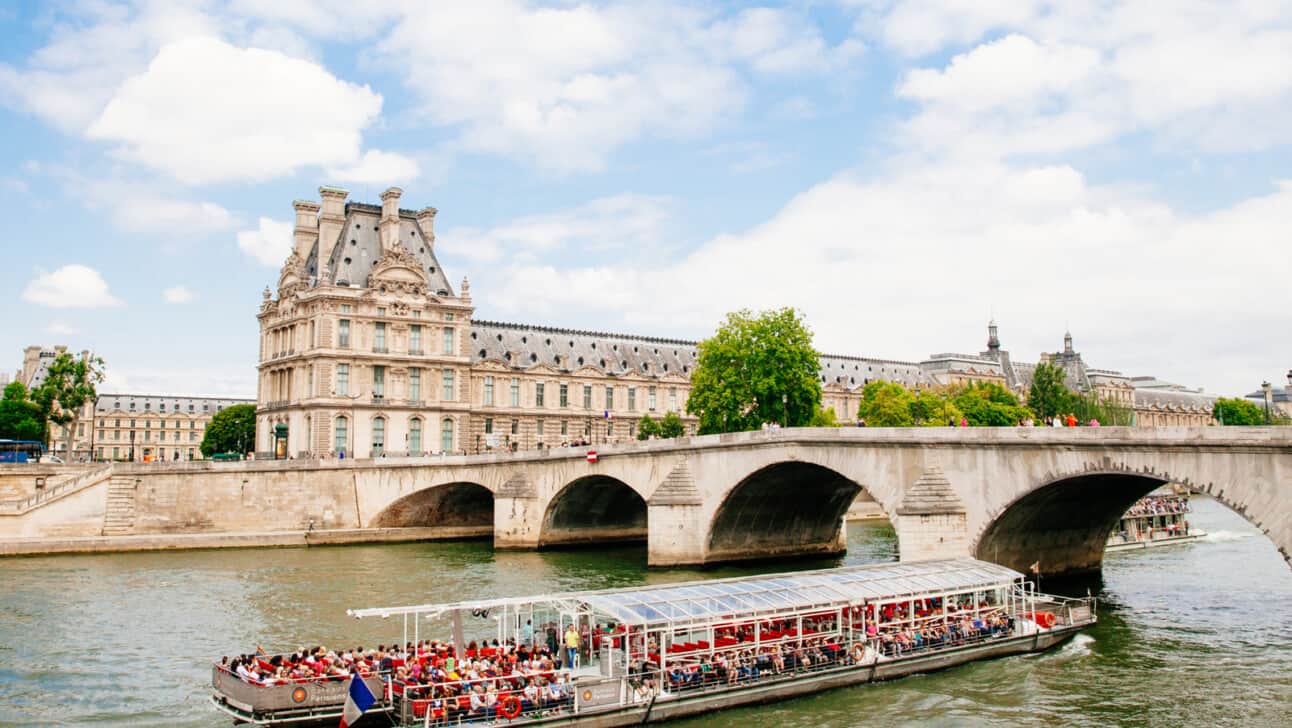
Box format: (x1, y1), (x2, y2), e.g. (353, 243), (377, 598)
(0, 498), (1288, 727)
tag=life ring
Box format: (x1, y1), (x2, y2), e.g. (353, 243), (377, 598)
(1035, 611), (1056, 629)
(500, 695), (522, 719)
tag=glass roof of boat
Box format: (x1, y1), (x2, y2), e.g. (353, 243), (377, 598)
(348, 558), (1022, 629)
(579, 559), (1021, 627)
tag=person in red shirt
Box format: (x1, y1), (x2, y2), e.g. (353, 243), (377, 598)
(1065, 413), (1078, 427)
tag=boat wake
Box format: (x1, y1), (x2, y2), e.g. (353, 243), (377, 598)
(1201, 530), (1253, 544)
(1057, 633), (1095, 659)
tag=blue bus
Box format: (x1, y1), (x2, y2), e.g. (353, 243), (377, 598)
(0, 440), (46, 463)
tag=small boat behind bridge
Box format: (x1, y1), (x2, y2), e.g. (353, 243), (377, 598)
(211, 558), (1095, 726)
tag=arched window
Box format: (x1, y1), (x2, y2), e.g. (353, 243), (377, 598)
(440, 418), (454, 453)
(409, 417), (423, 454)
(334, 416), (348, 455)
(372, 416), (386, 454)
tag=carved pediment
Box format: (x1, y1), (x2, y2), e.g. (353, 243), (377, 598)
(277, 249), (308, 298)
(527, 363), (561, 376)
(370, 244), (429, 295)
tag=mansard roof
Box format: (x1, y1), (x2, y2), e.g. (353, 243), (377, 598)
(468, 319), (932, 389)
(469, 320), (698, 379)
(1132, 388), (1216, 412)
(304, 202), (454, 296)
(95, 393), (255, 415)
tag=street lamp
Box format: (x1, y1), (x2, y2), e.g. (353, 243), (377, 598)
(1262, 380), (1272, 424)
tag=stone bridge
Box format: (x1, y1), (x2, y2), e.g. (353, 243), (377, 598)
(352, 426), (1292, 575)
(4, 427), (1289, 576)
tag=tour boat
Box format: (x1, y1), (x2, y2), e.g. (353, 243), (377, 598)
(1106, 491), (1204, 553)
(210, 558), (1095, 727)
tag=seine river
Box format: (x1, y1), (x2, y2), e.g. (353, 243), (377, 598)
(1, 497), (1289, 727)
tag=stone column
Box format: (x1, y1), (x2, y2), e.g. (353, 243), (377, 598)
(646, 461), (707, 566)
(493, 473), (542, 550)
(895, 465), (970, 562)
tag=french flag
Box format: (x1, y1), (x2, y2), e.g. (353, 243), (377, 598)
(339, 674), (376, 728)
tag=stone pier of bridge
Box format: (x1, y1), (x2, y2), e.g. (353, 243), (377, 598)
(2, 427), (1289, 576)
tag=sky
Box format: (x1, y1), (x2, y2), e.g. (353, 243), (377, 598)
(1, 0), (1289, 399)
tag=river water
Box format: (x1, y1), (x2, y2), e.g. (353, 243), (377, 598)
(1, 497), (1288, 727)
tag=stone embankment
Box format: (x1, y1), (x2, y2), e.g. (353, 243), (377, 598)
(0, 525), (491, 557)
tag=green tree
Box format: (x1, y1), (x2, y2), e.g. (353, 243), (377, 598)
(1070, 391), (1135, 426)
(200, 404), (257, 456)
(856, 381), (915, 427)
(686, 308), (821, 434)
(1027, 362), (1074, 422)
(808, 406), (840, 427)
(952, 382), (1031, 426)
(1213, 397), (1265, 426)
(910, 387), (963, 426)
(0, 381), (45, 441)
(33, 352), (105, 457)
(658, 411), (686, 439)
(635, 414), (661, 440)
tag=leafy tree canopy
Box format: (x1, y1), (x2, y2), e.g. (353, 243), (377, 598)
(1027, 362), (1074, 421)
(200, 404), (257, 456)
(856, 381), (915, 427)
(910, 387), (964, 427)
(686, 308), (821, 434)
(658, 411), (686, 439)
(808, 406), (840, 427)
(635, 414), (660, 441)
(951, 382), (1031, 426)
(33, 352), (105, 454)
(0, 381), (45, 442)
(1213, 397), (1266, 426)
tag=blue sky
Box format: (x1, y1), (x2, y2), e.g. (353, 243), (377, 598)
(1, 1), (1289, 398)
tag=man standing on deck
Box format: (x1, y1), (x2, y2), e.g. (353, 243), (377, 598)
(564, 624), (580, 669)
(524, 619), (534, 648)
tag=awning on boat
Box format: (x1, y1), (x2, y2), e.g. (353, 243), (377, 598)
(348, 558), (1021, 630)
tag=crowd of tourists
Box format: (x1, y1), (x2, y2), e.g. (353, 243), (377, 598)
(220, 626), (591, 723)
(1125, 495), (1190, 517)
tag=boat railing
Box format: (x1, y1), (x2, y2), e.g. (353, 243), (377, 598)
(393, 674), (576, 725)
(211, 663), (389, 716)
(1031, 594), (1097, 627)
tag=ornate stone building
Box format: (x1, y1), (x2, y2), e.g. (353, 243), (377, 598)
(257, 188), (1219, 459)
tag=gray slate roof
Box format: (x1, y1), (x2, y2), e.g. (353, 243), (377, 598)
(305, 203), (454, 295)
(95, 393), (254, 415)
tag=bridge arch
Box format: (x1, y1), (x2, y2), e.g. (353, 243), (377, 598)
(370, 481), (494, 528)
(974, 468), (1174, 576)
(540, 475), (647, 547)
(707, 461), (864, 563)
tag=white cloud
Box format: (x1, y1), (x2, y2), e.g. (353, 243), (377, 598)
(162, 286), (196, 304)
(101, 367), (256, 398)
(22, 265), (124, 309)
(899, 35), (1099, 112)
(237, 217), (294, 267)
(325, 149), (420, 185)
(469, 164), (1291, 396)
(444, 194), (673, 264)
(875, 3), (1292, 158)
(375, 2), (855, 172)
(86, 37), (385, 184)
(0, 3), (221, 133)
(46, 321), (81, 336)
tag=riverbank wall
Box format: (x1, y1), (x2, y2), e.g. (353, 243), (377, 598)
(0, 525), (491, 556)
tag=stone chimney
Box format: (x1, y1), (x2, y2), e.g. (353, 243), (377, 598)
(292, 200), (321, 260)
(317, 186), (349, 270)
(416, 206), (438, 251)
(380, 187), (403, 251)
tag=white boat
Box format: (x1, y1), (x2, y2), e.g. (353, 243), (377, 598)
(211, 558), (1095, 726)
(1107, 492), (1204, 552)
